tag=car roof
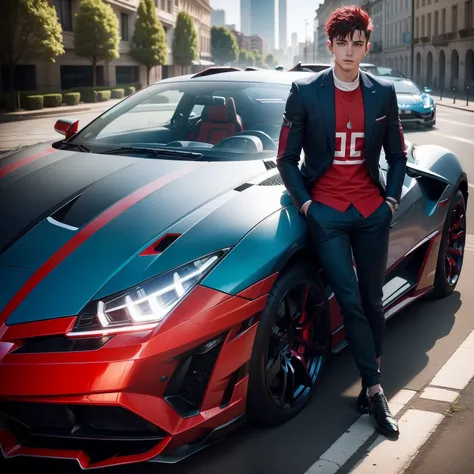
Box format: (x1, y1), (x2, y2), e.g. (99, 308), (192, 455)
(157, 70), (315, 86)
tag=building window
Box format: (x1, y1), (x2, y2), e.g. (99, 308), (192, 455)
(1, 65), (37, 92)
(416, 17), (419, 37)
(441, 8), (446, 33)
(116, 66), (139, 85)
(167, 0), (172, 12)
(54, 0), (72, 32)
(421, 15), (425, 36)
(60, 65), (104, 89)
(427, 13), (431, 37)
(175, 0), (179, 5)
(434, 10), (439, 35)
(120, 13), (129, 41)
(451, 5), (457, 32)
(465, 1), (472, 29)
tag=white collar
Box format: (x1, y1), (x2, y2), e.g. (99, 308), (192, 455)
(333, 69), (360, 91)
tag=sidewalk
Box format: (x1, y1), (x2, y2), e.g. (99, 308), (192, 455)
(436, 97), (474, 113)
(402, 376), (474, 474)
(0, 98), (122, 123)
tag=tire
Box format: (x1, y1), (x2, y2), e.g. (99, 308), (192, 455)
(247, 262), (331, 426)
(432, 189), (466, 298)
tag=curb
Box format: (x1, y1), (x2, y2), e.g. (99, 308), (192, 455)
(0, 102), (118, 123)
(437, 102), (474, 113)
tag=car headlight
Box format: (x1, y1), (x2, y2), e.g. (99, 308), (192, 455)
(423, 101), (434, 109)
(70, 250), (228, 336)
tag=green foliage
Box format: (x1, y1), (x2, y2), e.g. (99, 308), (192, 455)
(253, 49), (264, 67)
(64, 92), (80, 105)
(43, 93), (62, 107)
(74, 0), (120, 86)
(172, 11), (198, 69)
(0, 0), (64, 110)
(265, 54), (276, 68)
(211, 27), (239, 65)
(111, 88), (125, 99)
(25, 95), (44, 110)
(97, 90), (111, 101)
(125, 86), (136, 96)
(131, 0), (168, 85)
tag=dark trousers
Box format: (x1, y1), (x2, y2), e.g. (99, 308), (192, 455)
(307, 200), (392, 387)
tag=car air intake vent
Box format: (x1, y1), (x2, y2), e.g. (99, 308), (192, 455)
(263, 160), (277, 170)
(12, 335), (111, 354)
(154, 234), (180, 252)
(259, 175), (283, 186)
(234, 182), (253, 192)
(165, 336), (225, 417)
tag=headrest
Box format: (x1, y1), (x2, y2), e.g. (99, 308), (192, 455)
(202, 97), (238, 123)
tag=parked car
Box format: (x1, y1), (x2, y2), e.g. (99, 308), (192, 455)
(0, 67), (467, 470)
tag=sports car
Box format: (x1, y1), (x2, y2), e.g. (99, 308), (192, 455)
(0, 68), (468, 470)
(389, 77), (436, 128)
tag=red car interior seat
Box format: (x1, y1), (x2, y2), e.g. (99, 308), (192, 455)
(189, 98), (243, 145)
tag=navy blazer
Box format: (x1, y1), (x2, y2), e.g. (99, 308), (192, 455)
(276, 68), (408, 210)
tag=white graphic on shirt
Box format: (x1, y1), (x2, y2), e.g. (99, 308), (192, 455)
(334, 132), (365, 165)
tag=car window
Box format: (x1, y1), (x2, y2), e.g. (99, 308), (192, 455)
(73, 80), (293, 161)
(392, 80), (422, 95)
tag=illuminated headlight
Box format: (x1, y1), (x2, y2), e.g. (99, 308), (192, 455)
(71, 250), (228, 335)
(423, 102), (434, 109)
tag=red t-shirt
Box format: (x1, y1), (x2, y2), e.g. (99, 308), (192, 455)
(311, 85), (383, 218)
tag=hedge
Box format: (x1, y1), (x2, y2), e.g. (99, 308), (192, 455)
(64, 92), (80, 106)
(43, 93), (63, 108)
(111, 88), (124, 99)
(97, 90), (111, 102)
(125, 86), (136, 96)
(25, 95), (44, 110)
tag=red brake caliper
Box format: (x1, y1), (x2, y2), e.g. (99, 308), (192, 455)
(298, 286), (310, 356)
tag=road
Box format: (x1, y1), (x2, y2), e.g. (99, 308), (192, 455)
(1, 105), (473, 474)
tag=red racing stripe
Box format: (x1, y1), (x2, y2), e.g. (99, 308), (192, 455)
(277, 125), (290, 162)
(0, 162), (204, 324)
(0, 147), (54, 178)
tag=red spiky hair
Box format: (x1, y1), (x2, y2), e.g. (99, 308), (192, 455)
(325, 6), (374, 42)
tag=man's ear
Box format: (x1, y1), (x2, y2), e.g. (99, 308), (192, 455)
(365, 42), (371, 55)
(326, 39), (333, 54)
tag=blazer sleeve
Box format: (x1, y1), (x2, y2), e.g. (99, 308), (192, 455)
(383, 83), (408, 202)
(276, 82), (312, 210)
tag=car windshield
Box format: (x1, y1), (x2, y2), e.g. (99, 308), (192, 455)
(392, 80), (422, 95)
(69, 79), (292, 161)
(363, 66), (405, 78)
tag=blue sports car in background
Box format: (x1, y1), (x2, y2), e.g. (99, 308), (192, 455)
(389, 77), (436, 128)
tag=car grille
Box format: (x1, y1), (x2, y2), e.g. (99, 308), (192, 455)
(0, 402), (167, 464)
(165, 336), (225, 417)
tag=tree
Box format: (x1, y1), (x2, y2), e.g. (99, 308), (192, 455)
(0, 0), (64, 110)
(211, 27), (239, 65)
(253, 49), (264, 68)
(130, 0), (167, 86)
(238, 49), (249, 67)
(74, 0), (120, 87)
(172, 11), (198, 74)
(265, 53), (276, 68)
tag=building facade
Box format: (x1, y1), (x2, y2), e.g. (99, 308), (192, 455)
(279, 0), (288, 51)
(240, 0), (251, 35)
(3, 0), (212, 93)
(211, 8), (225, 26)
(364, 0), (413, 77)
(250, 0), (276, 50)
(413, 0), (474, 91)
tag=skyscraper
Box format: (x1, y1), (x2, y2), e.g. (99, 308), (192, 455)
(250, 0), (276, 50)
(240, 0), (251, 36)
(279, 0), (287, 51)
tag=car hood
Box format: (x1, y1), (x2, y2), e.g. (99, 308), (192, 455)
(397, 92), (434, 109)
(0, 144), (280, 325)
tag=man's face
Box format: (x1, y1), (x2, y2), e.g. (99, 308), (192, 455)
(327, 30), (370, 72)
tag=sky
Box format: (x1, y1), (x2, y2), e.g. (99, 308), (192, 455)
(210, 0), (321, 46)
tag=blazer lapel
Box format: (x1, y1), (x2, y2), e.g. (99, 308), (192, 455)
(360, 71), (377, 154)
(316, 68), (336, 156)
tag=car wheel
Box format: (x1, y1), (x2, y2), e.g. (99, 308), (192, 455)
(247, 262), (331, 426)
(432, 189), (466, 298)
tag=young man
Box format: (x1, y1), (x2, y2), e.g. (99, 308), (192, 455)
(277, 6), (407, 438)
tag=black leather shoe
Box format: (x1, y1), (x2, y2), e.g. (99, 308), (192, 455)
(369, 392), (399, 438)
(356, 385), (369, 414)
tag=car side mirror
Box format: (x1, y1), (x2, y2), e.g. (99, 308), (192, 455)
(424, 86), (432, 93)
(54, 118), (79, 139)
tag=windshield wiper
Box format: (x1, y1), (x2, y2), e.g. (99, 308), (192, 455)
(101, 146), (203, 160)
(55, 140), (90, 152)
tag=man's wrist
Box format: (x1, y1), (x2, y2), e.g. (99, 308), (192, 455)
(300, 200), (312, 213)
